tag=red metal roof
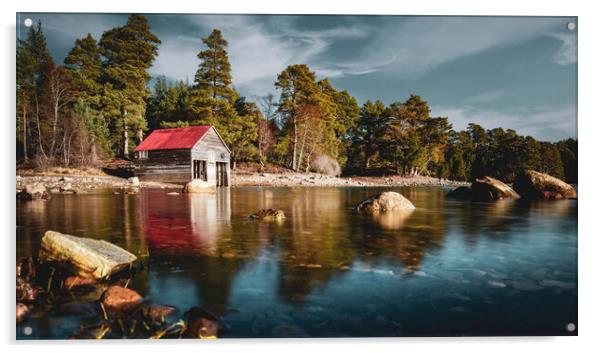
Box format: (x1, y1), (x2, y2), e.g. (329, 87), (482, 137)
(134, 125), (212, 152)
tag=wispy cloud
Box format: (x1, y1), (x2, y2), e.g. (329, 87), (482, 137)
(464, 90), (508, 104)
(549, 32), (577, 65)
(353, 17), (575, 77)
(431, 104), (577, 141)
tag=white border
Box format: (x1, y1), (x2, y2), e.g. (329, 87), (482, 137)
(2, 1), (601, 352)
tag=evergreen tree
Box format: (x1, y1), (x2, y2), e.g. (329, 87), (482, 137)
(64, 33), (102, 103)
(16, 20), (52, 161)
(556, 138), (578, 183)
(99, 14), (160, 156)
(194, 29), (236, 104)
(349, 100), (387, 170)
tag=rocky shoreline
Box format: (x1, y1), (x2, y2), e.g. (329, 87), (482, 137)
(16, 171), (469, 194)
(16, 174), (181, 194)
(232, 171), (470, 188)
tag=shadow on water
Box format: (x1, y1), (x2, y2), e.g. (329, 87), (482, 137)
(16, 187), (577, 338)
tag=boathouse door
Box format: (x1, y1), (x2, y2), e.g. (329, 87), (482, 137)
(193, 160), (207, 180)
(216, 162), (228, 186)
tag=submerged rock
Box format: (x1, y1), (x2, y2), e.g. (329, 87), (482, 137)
(471, 176), (520, 202)
(513, 170), (577, 200)
(185, 307), (219, 338)
(38, 231), (137, 279)
(18, 183), (50, 201)
(356, 191), (415, 213)
(16, 277), (39, 302)
(16, 303), (29, 324)
(16, 257), (36, 279)
(102, 285), (143, 312)
(183, 179), (216, 193)
(250, 208), (286, 221)
(446, 186), (472, 200)
(64, 276), (98, 290)
(144, 304), (176, 321)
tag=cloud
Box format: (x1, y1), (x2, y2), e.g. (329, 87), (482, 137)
(151, 15), (373, 95)
(431, 104), (577, 141)
(550, 32), (577, 65)
(465, 90), (508, 104)
(355, 17), (574, 76)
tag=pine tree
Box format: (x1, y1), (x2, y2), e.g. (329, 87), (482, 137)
(194, 29), (236, 103)
(64, 33), (102, 105)
(99, 14), (160, 157)
(16, 20), (52, 161)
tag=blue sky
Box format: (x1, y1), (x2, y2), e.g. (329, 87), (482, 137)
(18, 14), (577, 141)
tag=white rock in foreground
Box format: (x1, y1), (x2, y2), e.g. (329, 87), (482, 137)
(183, 179), (216, 193)
(39, 231), (137, 279)
(356, 191), (415, 213)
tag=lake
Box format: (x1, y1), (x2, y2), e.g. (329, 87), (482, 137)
(16, 186), (578, 338)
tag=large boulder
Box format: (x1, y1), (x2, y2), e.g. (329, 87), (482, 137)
(18, 183), (50, 200)
(446, 186), (472, 200)
(356, 191), (415, 213)
(38, 231), (137, 279)
(471, 176), (520, 202)
(514, 170), (577, 200)
(183, 179), (216, 194)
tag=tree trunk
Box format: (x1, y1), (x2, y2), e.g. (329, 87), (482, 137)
(34, 95), (47, 159)
(90, 135), (98, 165)
(137, 129), (143, 144)
(22, 107), (28, 161)
(123, 128), (129, 158)
(50, 98), (59, 156)
(291, 115), (298, 171)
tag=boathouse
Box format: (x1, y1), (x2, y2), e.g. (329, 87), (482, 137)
(133, 125), (230, 186)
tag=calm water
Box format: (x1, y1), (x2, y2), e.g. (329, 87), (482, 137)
(16, 187), (577, 338)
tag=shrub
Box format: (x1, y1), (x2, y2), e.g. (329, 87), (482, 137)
(311, 155), (341, 176)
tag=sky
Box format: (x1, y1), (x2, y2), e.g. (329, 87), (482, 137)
(17, 13), (577, 141)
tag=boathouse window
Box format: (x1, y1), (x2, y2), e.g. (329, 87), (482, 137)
(138, 150), (148, 159)
(193, 160), (207, 181)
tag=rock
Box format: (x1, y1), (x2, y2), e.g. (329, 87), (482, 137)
(38, 231), (137, 279)
(64, 276), (98, 290)
(16, 277), (39, 302)
(59, 182), (75, 193)
(513, 170), (577, 200)
(447, 186), (472, 200)
(356, 191), (415, 213)
(183, 179), (216, 193)
(102, 285), (143, 312)
(127, 176), (140, 186)
(144, 304), (176, 321)
(18, 183), (50, 201)
(250, 208), (286, 221)
(185, 307), (219, 338)
(123, 187), (139, 195)
(16, 257), (36, 279)
(471, 176), (520, 202)
(16, 303), (29, 324)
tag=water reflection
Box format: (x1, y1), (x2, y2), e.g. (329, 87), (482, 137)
(16, 187), (578, 338)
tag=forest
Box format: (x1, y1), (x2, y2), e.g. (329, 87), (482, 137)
(16, 14), (578, 183)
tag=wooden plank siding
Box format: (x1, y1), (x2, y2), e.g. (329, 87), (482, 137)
(134, 149), (192, 184)
(134, 127), (231, 186)
(191, 128), (231, 186)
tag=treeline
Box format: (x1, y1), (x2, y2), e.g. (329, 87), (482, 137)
(16, 14), (577, 183)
